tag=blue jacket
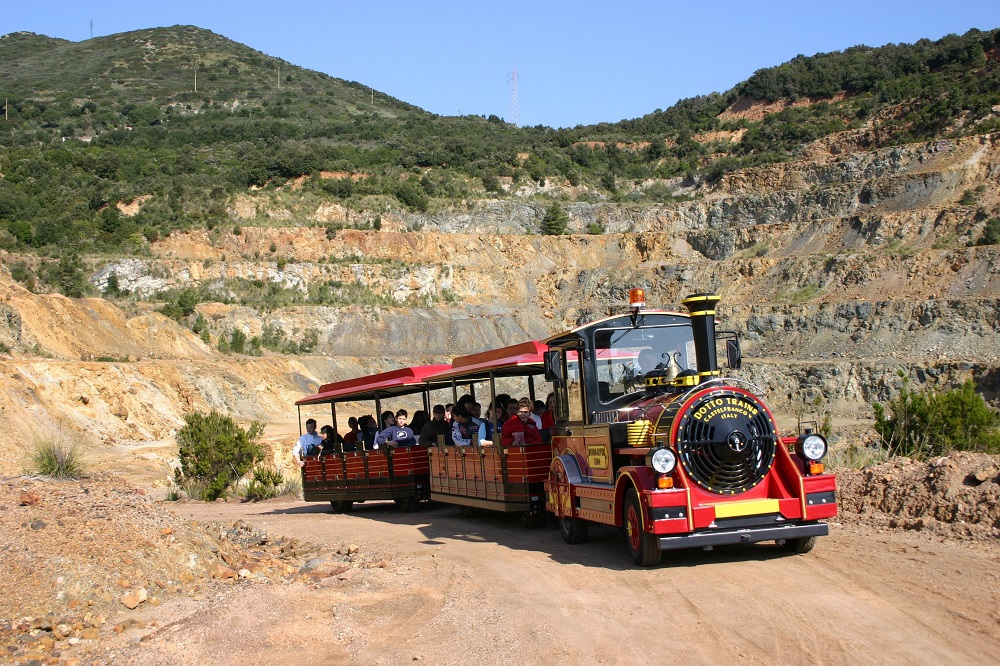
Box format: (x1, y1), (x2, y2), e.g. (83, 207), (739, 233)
(375, 425), (416, 448)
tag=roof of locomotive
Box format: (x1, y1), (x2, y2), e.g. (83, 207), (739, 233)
(543, 308), (691, 346)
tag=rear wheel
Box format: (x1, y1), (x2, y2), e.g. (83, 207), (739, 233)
(781, 536), (817, 553)
(458, 505), (481, 518)
(329, 500), (353, 514)
(624, 489), (661, 566)
(394, 497), (418, 512)
(519, 510), (546, 529)
(559, 514), (589, 544)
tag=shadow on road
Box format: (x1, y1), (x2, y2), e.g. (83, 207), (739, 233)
(258, 499), (803, 570)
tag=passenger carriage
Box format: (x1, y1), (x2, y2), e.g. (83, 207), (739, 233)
(423, 341), (552, 527)
(294, 364), (449, 512)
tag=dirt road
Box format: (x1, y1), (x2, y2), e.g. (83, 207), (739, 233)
(73, 499), (996, 666)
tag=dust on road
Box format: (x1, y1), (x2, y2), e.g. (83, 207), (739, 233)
(97, 499), (1000, 666)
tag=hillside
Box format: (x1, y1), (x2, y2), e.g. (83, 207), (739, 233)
(0, 25), (999, 485)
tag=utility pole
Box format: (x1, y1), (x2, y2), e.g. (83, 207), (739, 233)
(89, 20), (93, 39)
(371, 88), (374, 105)
(277, 65), (281, 89)
(4, 99), (7, 121)
(194, 69), (197, 92)
(508, 67), (520, 128)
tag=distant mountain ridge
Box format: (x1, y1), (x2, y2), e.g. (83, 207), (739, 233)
(0, 25), (998, 262)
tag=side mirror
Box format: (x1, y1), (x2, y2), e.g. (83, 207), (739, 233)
(726, 339), (742, 371)
(543, 350), (564, 384)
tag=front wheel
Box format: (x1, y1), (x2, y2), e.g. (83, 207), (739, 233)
(624, 489), (661, 566)
(781, 536), (817, 553)
(330, 500), (353, 514)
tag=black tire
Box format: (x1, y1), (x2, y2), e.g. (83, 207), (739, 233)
(330, 500), (353, 514)
(781, 536), (817, 553)
(623, 489), (661, 566)
(518, 510), (547, 529)
(394, 497), (418, 513)
(559, 514), (589, 544)
(458, 505), (480, 518)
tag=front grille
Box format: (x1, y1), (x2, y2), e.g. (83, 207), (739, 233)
(675, 390), (776, 494)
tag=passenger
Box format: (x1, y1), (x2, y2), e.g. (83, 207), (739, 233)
(419, 404), (452, 446)
(410, 410), (429, 436)
(540, 392), (556, 442)
(341, 416), (359, 452)
(292, 418), (324, 468)
(468, 401), (490, 442)
(444, 403), (454, 423)
(530, 400), (545, 430)
(318, 425), (342, 455)
(494, 394), (512, 431)
(359, 415), (379, 450)
(450, 403), (480, 447)
(500, 398), (544, 446)
(375, 409), (417, 448)
(380, 410), (395, 431)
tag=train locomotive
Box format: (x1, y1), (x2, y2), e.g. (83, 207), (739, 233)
(542, 290), (836, 565)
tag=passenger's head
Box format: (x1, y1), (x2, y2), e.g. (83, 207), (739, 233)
(395, 409), (408, 426)
(381, 410), (394, 427)
(533, 400), (546, 415)
(348, 416), (358, 430)
(452, 403), (471, 423)
(361, 415), (376, 429)
(320, 425), (335, 439)
(432, 404), (446, 421)
(469, 402), (482, 418)
(445, 403), (454, 419)
(546, 392), (555, 410)
(515, 398), (533, 422)
(305, 418), (317, 433)
(506, 400), (519, 416)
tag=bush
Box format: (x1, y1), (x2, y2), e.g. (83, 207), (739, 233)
(974, 217), (1000, 246)
(175, 411), (265, 501)
(242, 466), (285, 501)
(30, 432), (86, 477)
(872, 376), (1000, 459)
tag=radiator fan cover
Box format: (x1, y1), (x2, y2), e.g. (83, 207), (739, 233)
(673, 389), (777, 494)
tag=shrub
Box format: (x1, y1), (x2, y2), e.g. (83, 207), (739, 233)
(175, 411), (265, 501)
(974, 217), (1000, 246)
(30, 431), (86, 477)
(872, 376), (1000, 459)
(242, 466), (285, 501)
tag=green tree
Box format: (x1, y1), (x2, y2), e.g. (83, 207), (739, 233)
(873, 376), (1000, 459)
(175, 411), (265, 501)
(541, 202), (569, 235)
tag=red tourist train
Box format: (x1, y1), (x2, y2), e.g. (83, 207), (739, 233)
(294, 291), (837, 565)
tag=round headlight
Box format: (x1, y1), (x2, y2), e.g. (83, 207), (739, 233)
(647, 447), (677, 474)
(796, 434), (828, 461)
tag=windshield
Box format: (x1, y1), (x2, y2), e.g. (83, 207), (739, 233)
(592, 325), (696, 402)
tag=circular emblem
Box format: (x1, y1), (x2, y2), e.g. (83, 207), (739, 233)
(727, 430), (748, 453)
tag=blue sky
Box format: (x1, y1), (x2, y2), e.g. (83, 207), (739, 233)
(4, 1), (999, 128)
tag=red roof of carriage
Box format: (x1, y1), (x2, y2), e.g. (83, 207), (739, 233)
(427, 340), (546, 381)
(295, 363), (451, 405)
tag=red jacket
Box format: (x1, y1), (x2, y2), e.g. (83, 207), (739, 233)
(500, 415), (543, 446)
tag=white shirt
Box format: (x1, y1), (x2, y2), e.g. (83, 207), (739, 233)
(292, 433), (323, 457)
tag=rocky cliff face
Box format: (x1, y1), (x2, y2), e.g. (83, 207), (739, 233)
(1, 131), (998, 482)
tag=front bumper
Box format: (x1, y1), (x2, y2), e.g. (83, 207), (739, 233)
(657, 521), (828, 551)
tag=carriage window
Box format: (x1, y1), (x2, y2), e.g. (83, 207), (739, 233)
(592, 325), (696, 402)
